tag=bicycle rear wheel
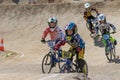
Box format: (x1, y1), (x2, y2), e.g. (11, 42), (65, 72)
(82, 60), (88, 77)
(77, 59), (88, 77)
(42, 53), (52, 73)
(111, 44), (117, 61)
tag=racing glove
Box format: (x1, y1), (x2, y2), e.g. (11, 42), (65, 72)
(41, 38), (45, 43)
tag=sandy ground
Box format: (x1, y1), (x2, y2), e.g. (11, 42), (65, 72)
(0, 0), (120, 80)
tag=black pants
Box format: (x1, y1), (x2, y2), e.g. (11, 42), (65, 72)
(87, 15), (95, 33)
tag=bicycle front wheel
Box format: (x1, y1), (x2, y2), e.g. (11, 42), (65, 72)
(76, 59), (88, 77)
(42, 53), (52, 73)
(105, 46), (112, 62)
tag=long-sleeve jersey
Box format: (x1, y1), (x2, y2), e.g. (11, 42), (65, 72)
(55, 33), (85, 49)
(42, 26), (65, 41)
(95, 22), (116, 35)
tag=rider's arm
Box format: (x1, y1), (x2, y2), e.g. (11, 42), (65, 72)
(91, 8), (99, 15)
(108, 23), (116, 32)
(41, 27), (50, 40)
(77, 34), (85, 48)
(58, 27), (65, 41)
(54, 40), (66, 50)
(83, 12), (88, 21)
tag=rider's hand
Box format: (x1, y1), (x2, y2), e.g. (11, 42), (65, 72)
(95, 33), (100, 37)
(76, 47), (82, 52)
(112, 30), (116, 34)
(54, 45), (59, 51)
(41, 38), (45, 43)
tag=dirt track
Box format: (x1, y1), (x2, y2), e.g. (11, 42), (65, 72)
(0, 0), (120, 80)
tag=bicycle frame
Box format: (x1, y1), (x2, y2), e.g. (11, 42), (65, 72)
(42, 40), (62, 73)
(103, 34), (113, 50)
(46, 40), (60, 63)
(103, 34), (116, 62)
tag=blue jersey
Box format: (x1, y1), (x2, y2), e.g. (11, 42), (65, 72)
(65, 33), (85, 48)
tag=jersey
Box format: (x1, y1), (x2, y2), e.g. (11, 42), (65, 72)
(65, 34), (85, 48)
(95, 22), (116, 35)
(42, 26), (65, 41)
(83, 7), (98, 20)
(55, 33), (85, 49)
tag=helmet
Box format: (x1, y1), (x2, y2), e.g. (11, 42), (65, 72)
(98, 14), (106, 21)
(48, 17), (57, 31)
(98, 14), (106, 24)
(65, 22), (78, 37)
(84, 3), (91, 9)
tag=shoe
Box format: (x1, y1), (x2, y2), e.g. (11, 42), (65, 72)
(106, 52), (109, 55)
(114, 40), (117, 45)
(51, 62), (56, 67)
(91, 30), (94, 34)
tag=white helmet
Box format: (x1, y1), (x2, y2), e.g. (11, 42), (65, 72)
(48, 17), (57, 31)
(98, 14), (106, 21)
(84, 3), (91, 8)
(48, 17), (57, 23)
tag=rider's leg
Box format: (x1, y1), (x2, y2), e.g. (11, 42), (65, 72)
(87, 16), (95, 33)
(78, 48), (85, 59)
(102, 38), (106, 46)
(109, 36), (117, 45)
(102, 38), (109, 55)
(87, 19), (92, 31)
(77, 48), (85, 73)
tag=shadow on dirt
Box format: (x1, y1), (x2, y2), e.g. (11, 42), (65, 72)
(91, 36), (104, 48)
(107, 57), (120, 64)
(114, 59), (120, 64)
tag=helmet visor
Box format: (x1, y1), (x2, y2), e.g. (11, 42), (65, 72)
(49, 22), (56, 28)
(66, 29), (73, 36)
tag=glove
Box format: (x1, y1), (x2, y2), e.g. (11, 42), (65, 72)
(112, 30), (116, 34)
(54, 45), (59, 50)
(96, 34), (100, 37)
(76, 47), (82, 52)
(41, 38), (45, 43)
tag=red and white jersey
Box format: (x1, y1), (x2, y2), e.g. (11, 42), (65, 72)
(42, 26), (65, 41)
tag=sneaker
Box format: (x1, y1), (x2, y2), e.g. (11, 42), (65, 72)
(91, 30), (94, 34)
(106, 52), (109, 55)
(51, 62), (56, 67)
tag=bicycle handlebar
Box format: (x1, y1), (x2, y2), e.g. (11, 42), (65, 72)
(96, 31), (116, 37)
(44, 40), (56, 48)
